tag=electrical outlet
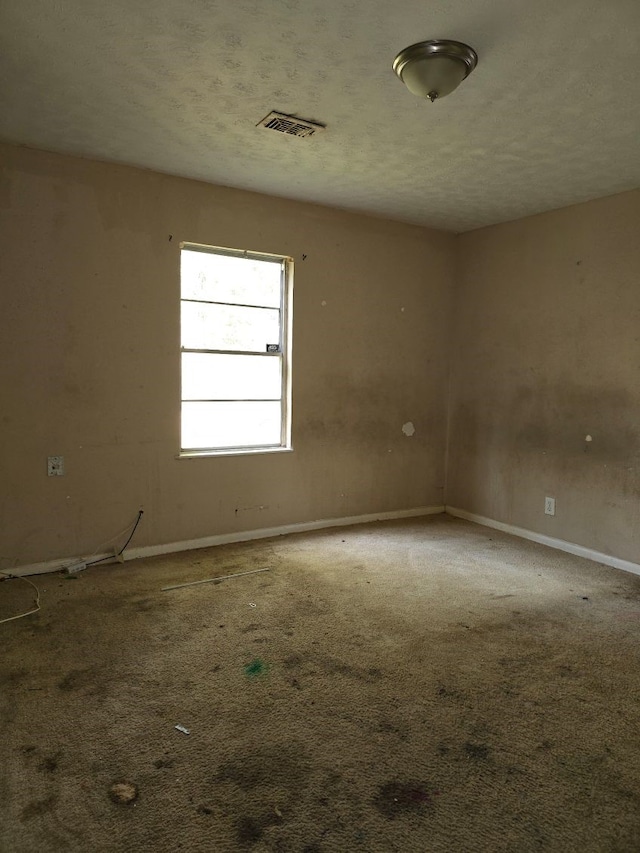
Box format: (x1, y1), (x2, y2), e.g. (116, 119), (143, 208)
(544, 496), (556, 516)
(47, 456), (64, 476)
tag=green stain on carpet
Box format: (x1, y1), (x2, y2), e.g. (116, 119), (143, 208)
(244, 659), (269, 679)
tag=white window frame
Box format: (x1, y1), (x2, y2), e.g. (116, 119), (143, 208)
(178, 242), (293, 457)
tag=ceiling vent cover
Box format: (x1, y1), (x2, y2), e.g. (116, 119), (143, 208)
(257, 111), (325, 138)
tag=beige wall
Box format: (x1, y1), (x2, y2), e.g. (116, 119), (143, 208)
(3, 141), (637, 570)
(447, 190), (640, 563)
(0, 143), (454, 568)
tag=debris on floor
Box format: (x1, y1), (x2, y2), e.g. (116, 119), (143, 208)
(109, 781), (138, 805)
(373, 781), (436, 819)
(161, 567), (271, 592)
(174, 724), (190, 735)
(244, 659), (268, 679)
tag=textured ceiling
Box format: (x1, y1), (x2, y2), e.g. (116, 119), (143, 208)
(1, 0), (639, 232)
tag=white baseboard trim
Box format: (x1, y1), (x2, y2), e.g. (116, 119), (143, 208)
(12, 505), (445, 577)
(446, 506), (640, 577)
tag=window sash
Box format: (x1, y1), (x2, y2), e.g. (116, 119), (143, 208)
(181, 400), (282, 451)
(180, 245), (282, 308)
(181, 300), (281, 353)
(181, 351), (282, 402)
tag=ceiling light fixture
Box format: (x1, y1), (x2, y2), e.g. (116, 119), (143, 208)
(392, 39), (478, 102)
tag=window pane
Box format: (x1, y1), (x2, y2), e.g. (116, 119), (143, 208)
(182, 352), (281, 400)
(182, 401), (282, 449)
(181, 249), (281, 308)
(181, 301), (280, 352)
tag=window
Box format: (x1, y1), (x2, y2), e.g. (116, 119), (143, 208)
(180, 243), (293, 455)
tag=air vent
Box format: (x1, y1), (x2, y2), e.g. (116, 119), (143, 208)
(257, 111), (325, 138)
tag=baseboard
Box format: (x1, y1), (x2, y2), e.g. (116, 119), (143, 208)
(12, 505), (446, 577)
(446, 506), (640, 577)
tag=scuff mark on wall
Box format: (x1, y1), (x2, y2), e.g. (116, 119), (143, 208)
(402, 422), (415, 437)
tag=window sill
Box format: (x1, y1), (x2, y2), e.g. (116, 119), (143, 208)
(176, 446), (293, 460)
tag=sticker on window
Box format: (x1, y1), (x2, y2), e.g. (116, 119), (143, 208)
(266, 344), (280, 353)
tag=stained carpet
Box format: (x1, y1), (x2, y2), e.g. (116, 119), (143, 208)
(2, 515), (640, 852)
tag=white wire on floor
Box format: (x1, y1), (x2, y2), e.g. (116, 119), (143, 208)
(0, 571), (41, 624)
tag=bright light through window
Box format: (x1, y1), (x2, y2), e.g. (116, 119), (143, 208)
(180, 244), (293, 454)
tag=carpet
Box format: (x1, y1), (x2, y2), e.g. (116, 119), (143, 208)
(2, 515), (640, 852)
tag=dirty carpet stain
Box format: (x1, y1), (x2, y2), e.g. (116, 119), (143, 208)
(20, 795), (58, 821)
(464, 742), (491, 760)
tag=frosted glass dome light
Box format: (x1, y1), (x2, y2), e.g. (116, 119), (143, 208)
(393, 39), (478, 102)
